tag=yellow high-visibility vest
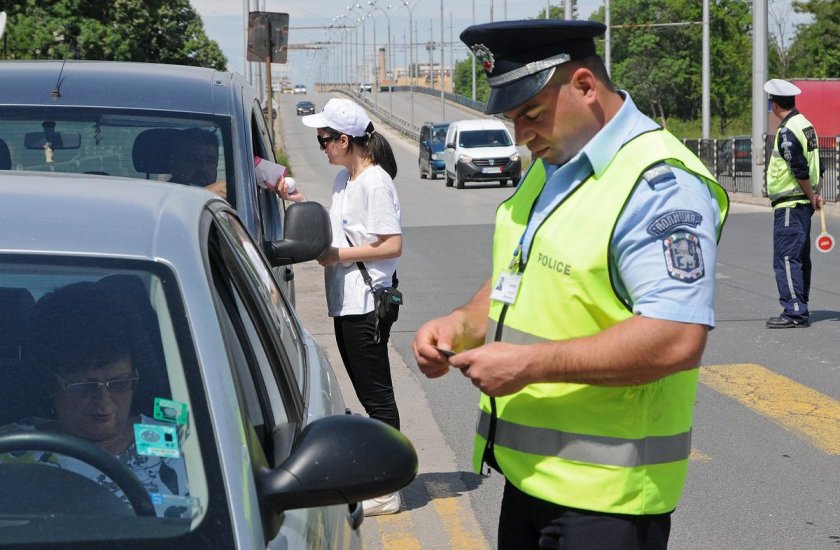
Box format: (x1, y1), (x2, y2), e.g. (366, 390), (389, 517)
(476, 129), (729, 515)
(767, 112), (821, 209)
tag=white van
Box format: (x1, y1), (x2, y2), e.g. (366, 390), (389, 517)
(443, 119), (521, 189)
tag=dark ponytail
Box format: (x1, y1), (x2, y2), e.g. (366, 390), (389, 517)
(350, 122), (398, 179)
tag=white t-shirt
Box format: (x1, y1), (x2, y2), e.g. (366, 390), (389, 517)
(325, 165), (402, 317)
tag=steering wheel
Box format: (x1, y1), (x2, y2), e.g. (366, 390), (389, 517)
(0, 432), (156, 517)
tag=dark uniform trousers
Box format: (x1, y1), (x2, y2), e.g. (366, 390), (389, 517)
(497, 481), (671, 550)
(773, 203), (813, 321)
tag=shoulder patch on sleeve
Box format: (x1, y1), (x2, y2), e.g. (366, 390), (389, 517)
(646, 209), (703, 237)
(663, 231), (705, 282)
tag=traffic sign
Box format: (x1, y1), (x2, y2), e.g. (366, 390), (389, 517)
(816, 208), (834, 253)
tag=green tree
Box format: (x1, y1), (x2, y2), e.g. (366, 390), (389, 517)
(787, 0), (840, 77)
(2, 0), (226, 69)
(453, 56), (490, 104)
(590, 0), (751, 134)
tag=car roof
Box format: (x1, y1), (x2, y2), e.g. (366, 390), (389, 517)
(450, 119), (507, 131)
(0, 60), (235, 115)
(0, 171), (217, 259)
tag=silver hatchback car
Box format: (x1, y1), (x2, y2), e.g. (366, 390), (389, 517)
(0, 173), (417, 548)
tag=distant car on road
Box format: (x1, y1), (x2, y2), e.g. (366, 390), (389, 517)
(359, 83), (372, 93)
(418, 121), (449, 180)
(293, 84), (307, 94)
(444, 119), (521, 189)
(296, 101), (316, 116)
(0, 172), (418, 548)
(718, 135), (752, 175)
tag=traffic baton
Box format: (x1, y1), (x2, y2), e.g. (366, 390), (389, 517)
(816, 207), (835, 253)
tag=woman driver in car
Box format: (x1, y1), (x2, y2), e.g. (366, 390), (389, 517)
(0, 279), (191, 518)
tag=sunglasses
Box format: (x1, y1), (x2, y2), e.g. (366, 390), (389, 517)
(317, 134), (340, 150)
(55, 373), (139, 396)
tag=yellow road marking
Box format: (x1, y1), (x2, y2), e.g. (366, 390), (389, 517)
(701, 363), (840, 455)
(689, 448), (712, 461)
(426, 481), (490, 549)
(376, 512), (421, 550)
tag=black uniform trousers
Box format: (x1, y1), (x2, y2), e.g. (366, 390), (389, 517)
(773, 203), (813, 321)
(498, 481), (671, 550)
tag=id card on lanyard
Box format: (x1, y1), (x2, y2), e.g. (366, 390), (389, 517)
(491, 242), (524, 305)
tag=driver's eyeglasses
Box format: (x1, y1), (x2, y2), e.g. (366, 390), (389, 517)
(55, 375), (139, 396)
(317, 134), (340, 150)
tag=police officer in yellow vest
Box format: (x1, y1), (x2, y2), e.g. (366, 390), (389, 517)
(763, 78), (822, 329)
(412, 20), (728, 549)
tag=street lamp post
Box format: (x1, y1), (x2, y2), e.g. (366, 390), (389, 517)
(369, 1), (393, 115)
(348, 4), (372, 92)
(400, 0), (419, 127)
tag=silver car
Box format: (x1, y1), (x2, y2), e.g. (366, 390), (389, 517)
(0, 172), (417, 548)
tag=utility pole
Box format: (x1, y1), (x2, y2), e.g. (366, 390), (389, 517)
(752, 0), (768, 197)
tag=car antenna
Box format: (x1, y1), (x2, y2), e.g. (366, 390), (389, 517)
(50, 59), (67, 99)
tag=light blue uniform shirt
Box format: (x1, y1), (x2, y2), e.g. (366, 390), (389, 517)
(519, 92), (721, 327)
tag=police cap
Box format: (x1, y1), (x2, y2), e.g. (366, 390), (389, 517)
(764, 78), (801, 98)
(460, 19), (606, 114)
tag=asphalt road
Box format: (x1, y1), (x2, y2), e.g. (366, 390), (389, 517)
(278, 90), (840, 549)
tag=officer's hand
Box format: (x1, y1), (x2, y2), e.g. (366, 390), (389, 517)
(815, 194), (825, 210)
(413, 317), (464, 379)
(450, 342), (533, 397)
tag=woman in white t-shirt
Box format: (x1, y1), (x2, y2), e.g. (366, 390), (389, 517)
(292, 98), (403, 516)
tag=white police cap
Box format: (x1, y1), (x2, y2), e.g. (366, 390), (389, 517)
(763, 79), (801, 98)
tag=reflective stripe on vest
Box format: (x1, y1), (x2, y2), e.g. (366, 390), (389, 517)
(475, 129), (728, 515)
(477, 410), (693, 467)
(767, 113), (820, 208)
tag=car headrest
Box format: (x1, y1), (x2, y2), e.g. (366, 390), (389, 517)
(132, 129), (179, 176)
(0, 138), (11, 170)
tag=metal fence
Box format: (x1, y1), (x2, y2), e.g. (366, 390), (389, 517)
(684, 135), (840, 202)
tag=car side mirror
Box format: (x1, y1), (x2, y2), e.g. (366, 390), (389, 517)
(264, 201), (331, 266)
(446, 142), (454, 149)
(258, 414), (418, 511)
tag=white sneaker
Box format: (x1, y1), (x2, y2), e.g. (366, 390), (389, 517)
(362, 492), (401, 516)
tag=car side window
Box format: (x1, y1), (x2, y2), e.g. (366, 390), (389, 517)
(207, 209), (305, 421)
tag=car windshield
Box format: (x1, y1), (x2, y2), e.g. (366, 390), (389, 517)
(459, 129), (512, 148)
(431, 127), (448, 145)
(0, 257), (211, 543)
(0, 108), (231, 187)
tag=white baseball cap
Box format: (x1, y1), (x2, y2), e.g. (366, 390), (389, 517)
(764, 79), (801, 97)
(301, 98), (372, 137)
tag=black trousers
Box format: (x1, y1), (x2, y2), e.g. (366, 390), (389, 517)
(498, 481), (671, 550)
(333, 311), (399, 430)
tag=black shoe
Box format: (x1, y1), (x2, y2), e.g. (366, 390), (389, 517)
(765, 316), (810, 328)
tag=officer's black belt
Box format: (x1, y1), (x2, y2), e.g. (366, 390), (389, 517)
(771, 194), (809, 207)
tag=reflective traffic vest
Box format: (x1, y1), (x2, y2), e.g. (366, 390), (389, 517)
(476, 129), (729, 515)
(767, 112), (820, 209)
